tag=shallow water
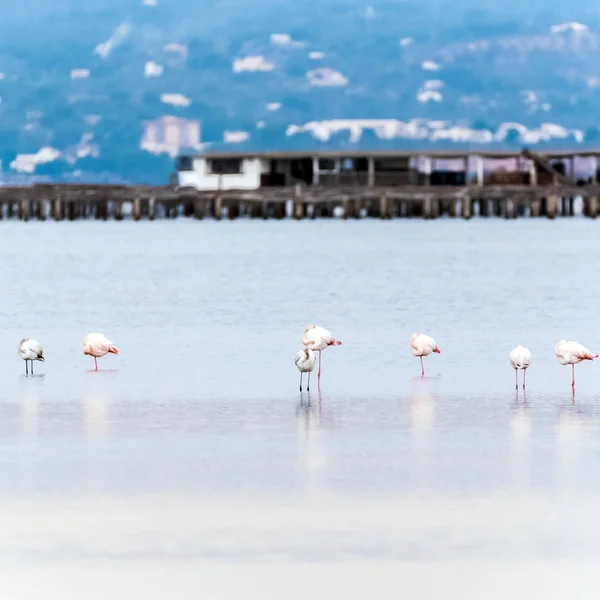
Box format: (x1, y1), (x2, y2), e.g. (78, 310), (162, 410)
(2, 219), (600, 597)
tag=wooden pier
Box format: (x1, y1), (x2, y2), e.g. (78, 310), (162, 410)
(3, 149), (600, 220)
(0, 182), (595, 220)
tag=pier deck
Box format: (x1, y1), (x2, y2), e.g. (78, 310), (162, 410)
(0, 182), (596, 220)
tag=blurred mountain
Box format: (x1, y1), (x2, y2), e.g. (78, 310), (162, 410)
(2, 0), (600, 183)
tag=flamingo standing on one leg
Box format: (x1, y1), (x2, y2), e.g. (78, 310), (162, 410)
(410, 333), (440, 377)
(302, 325), (342, 391)
(555, 339), (598, 393)
(509, 345), (531, 391)
(83, 333), (119, 371)
(295, 348), (316, 392)
(18, 338), (45, 375)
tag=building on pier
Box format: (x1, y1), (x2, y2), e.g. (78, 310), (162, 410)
(174, 149), (600, 191)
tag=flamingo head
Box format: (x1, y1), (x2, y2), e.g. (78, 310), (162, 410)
(108, 346), (119, 355)
(434, 346), (441, 354)
(328, 340), (342, 346)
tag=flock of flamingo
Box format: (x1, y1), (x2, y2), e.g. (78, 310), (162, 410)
(15, 326), (598, 395)
(17, 333), (118, 374)
(295, 325), (598, 394)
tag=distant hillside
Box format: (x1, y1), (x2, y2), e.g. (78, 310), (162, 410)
(2, 0), (600, 183)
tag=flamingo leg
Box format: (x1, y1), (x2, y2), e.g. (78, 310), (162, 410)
(299, 372), (303, 392)
(420, 356), (424, 377)
(523, 368), (526, 390)
(25, 360), (28, 375)
(318, 350), (322, 391)
(94, 356), (98, 371)
(31, 361), (34, 375)
(572, 364), (575, 392)
(515, 368), (518, 390)
(307, 371), (311, 392)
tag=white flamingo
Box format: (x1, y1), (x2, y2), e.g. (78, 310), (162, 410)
(302, 325), (342, 390)
(555, 340), (598, 393)
(410, 333), (440, 377)
(295, 348), (316, 392)
(509, 345), (531, 390)
(83, 333), (119, 371)
(18, 338), (44, 375)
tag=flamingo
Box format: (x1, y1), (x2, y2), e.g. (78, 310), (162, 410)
(509, 345), (531, 390)
(410, 333), (440, 376)
(295, 348), (316, 392)
(555, 339), (598, 392)
(302, 325), (342, 390)
(18, 338), (44, 375)
(83, 333), (119, 371)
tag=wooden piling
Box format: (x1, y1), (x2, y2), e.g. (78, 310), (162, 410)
(423, 196), (434, 219)
(546, 195), (558, 219)
(213, 196), (222, 220)
(589, 197), (598, 219)
(132, 197), (142, 221)
(274, 201), (286, 219)
(379, 195), (391, 219)
(19, 197), (29, 221)
(293, 200), (305, 219)
(228, 202), (240, 220)
(504, 199), (516, 219)
(194, 198), (205, 219)
(54, 196), (63, 220)
(461, 195), (472, 219)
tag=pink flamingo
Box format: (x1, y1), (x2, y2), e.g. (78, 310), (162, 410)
(555, 339), (597, 393)
(302, 325), (342, 390)
(410, 333), (440, 376)
(83, 333), (119, 371)
(509, 345), (531, 391)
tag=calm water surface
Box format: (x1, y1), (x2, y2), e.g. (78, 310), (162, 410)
(2, 219), (600, 597)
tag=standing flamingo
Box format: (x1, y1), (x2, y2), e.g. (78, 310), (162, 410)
(555, 339), (598, 393)
(410, 333), (440, 377)
(302, 325), (342, 390)
(83, 333), (119, 371)
(509, 345), (531, 390)
(18, 338), (45, 375)
(295, 348), (316, 392)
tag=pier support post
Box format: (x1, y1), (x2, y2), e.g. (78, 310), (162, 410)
(293, 200), (305, 219)
(114, 202), (124, 221)
(193, 198), (205, 219)
(423, 196), (434, 219)
(530, 196), (541, 217)
(214, 196), (222, 220)
(379, 194), (391, 219)
(228, 201), (240, 220)
(96, 198), (108, 220)
(461, 195), (472, 219)
(132, 197), (142, 221)
(293, 184), (304, 219)
(148, 195), (156, 221)
(19, 197), (29, 221)
(589, 196), (598, 218)
(274, 201), (285, 219)
(249, 202), (262, 218)
(546, 195), (558, 219)
(54, 196), (63, 220)
(504, 198), (516, 219)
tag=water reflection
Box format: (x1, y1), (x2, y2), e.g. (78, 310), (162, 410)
(83, 385), (110, 438)
(409, 379), (438, 491)
(509, 399), (531, 489)
(19, 377), (42, 439)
